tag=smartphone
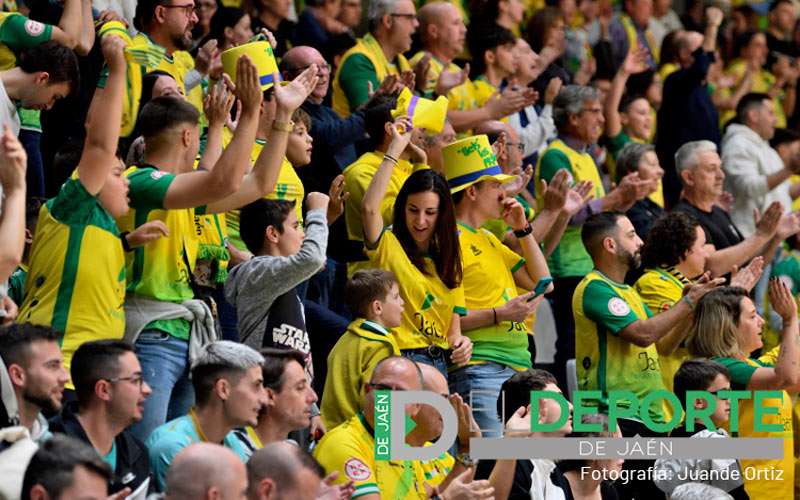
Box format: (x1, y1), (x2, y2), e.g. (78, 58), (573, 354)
(527, 277), (553, 301)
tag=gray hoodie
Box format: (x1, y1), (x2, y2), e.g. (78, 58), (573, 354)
(224, 209), (328, 350)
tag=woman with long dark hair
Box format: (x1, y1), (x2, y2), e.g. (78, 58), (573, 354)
(206, 7), (254, 52)
(362, 116), (471, 375)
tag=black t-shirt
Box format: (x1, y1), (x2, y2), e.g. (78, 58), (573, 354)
(672, 200), (743, 251)
(263, 289), (314, 382)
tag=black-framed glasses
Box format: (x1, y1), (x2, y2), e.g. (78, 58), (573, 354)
(506, 142), (525, 153)
(107, 374), (146, 390)
(390, 13), (416, 20)
(161, 3), (195, 16)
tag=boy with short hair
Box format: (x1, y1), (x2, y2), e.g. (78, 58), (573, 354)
(320, 269), (403, 429)
(226, 194), (333, 444)
(653, 359), (748, 499)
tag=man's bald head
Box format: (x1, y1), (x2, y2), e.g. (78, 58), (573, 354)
(279, 46), (330, 102)
(370, 355), (424, 390)
(418, 362), (447, 394)
(417, 2), (465, 58)
(165, 443), (248, 500)
(247, 442), (323, 500)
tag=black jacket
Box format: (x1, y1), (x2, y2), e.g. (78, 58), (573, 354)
(49, 402), (152, 495)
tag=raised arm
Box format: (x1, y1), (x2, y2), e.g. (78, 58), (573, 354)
(361, 116), (413, 246)
(161, 56), (262, 210)
(605, 48), (648, 139)
(49, 0), (87, 53)
(206, 66), (319, 214)
(0, 128), (27, 285)
(704, 202), (781, 276)
(748, 279), (800, 391)
(77, 34), (126, 195)
(620, 278), (722, 347)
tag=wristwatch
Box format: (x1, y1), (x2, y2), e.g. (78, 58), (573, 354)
(456, 452), (476, 468)
(513, 223), (533, 238)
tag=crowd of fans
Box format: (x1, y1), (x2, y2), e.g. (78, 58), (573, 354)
(2, 0), (800, 498)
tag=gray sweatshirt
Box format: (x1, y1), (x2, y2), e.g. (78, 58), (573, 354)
(224, 209), (328, 350)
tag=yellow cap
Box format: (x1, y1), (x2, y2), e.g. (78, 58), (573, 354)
(221, 41), (280, 90)
(442, 135), (515, 193)
(390, 87), (448, 134)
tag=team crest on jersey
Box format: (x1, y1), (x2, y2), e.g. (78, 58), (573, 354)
(608, 297), (630, 317)
(150, 170), (167, 180)
(344, 458), (371, 481)
(24, 20), (44, 36)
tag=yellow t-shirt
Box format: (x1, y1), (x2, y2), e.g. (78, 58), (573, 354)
(18, 178), (126, 390)
(321, 319), (400, 430)
(366, 230), (466, 350)
(458, 221), (531, 369)
(721, 59), (787, 129)
(313, 413), (428, 499)
(343, 152), (426, 275)
(634, 266), (690, 393)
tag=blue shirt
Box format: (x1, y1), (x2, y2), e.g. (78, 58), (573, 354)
(145, 413), (250, 491)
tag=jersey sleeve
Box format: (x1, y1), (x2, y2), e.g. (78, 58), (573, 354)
(452, 282), (467, 316)
(0, 14), (52, 51)
(314, 436), (379, 498)
(581, 279), (640, 335)
(714, 357), (763, 390)
(605, 131), (630, 160)
(48, 178), (99, 225)
(126, 167), (176, 210)
(538, 148), (573, 184)
(772, 256), (800, 295)
(338, 54), (378, 111)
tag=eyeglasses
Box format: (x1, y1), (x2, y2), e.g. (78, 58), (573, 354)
(390, 13), (417, 20)
(287, 63), (331, 75)
(107, 374), (146, 390)
(506, 142), (525, 153)
(161, 3), (196, 17)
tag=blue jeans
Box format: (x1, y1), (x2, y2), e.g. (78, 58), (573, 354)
(448, 362), (517, 438)
(401, 348), (448, 379)
(19, 129), (44, 199)
(130, 330), (195, 441)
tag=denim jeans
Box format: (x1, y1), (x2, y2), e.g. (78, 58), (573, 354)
(130, 330), (195, 441)
(448, 362), (517, 438)
(401, 348), (448, 379)
(19, 129), (44, 199)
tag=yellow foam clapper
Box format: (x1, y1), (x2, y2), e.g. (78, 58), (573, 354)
(390, 87), (448, 134)
(221, 41), (281, 90)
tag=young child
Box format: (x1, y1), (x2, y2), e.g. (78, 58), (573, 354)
(319, 269), (404, 430)
(654, 359), (748, 499)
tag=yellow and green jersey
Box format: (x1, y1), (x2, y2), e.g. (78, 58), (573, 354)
(366, 230), (466, 350)
(332, 33), (411, 116)
(722, 59), (786, 129)
(535, 139), (605, 278)
(321, 319), (400, 430)
(313, 412), (428, 499)
(634, 266), (690, 394)
(343, 151), (426, 275)
(715, 355), (794, 499)
(457, 221), (530, 370)
(573, 270), (666, 424)
(222, 136), (302, 251)
(116, 165), (199, 340)
(420, 447), (454, 488)
(18, 178), (126, 389)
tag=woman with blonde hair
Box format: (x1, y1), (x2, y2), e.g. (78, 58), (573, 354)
(687, 282), (799, 499)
